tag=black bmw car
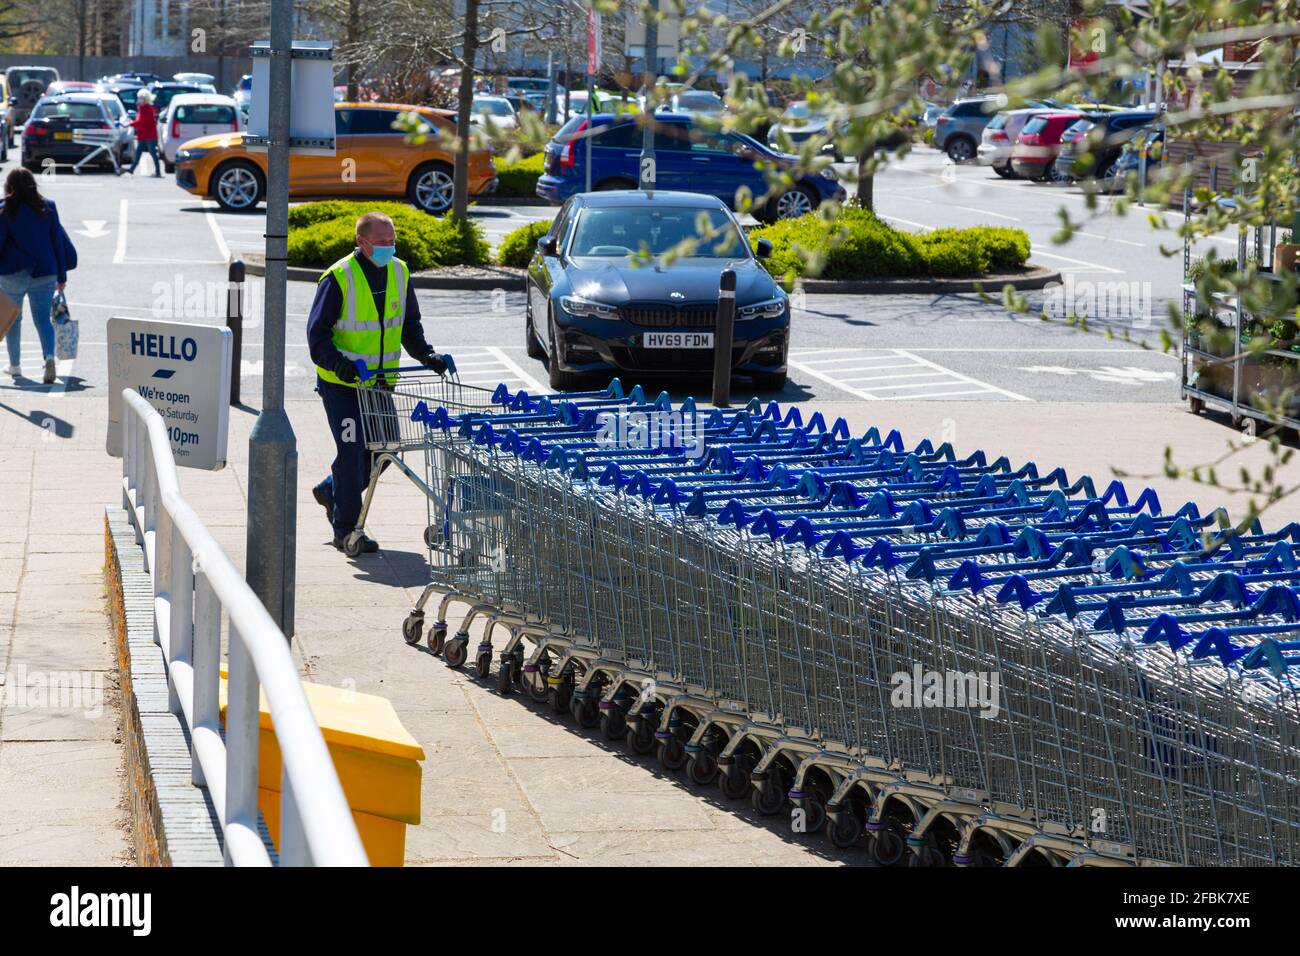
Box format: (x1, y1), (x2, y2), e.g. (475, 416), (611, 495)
(525, 190), (790, 391)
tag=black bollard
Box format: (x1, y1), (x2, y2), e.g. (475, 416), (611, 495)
(226, 259), (245, 406)
(712, 269), (737, 407)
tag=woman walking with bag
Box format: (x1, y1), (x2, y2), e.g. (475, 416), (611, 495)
(128, 89), (162, 177)
(0, 167), (77, 384)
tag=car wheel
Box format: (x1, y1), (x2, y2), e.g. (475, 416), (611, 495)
(772, 185), (816, 220)
(212, 160), (265, 211)
(945, 137), (975, 163)
(408, 162), (454, 214)
(993, 162), (1014, 179)
(547, 308), (584, 391)
(525, 286), (545, 359)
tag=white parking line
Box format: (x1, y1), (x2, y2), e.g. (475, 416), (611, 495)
(1028, 248), (1123, 274)
(788, 347), (1028, 402)
(203, 201), (232, 261)
(112, 198), (128, 264)
(485, 346), (545, 392)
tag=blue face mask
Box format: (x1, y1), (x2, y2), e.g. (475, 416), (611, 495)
(368, 244), (396, 266)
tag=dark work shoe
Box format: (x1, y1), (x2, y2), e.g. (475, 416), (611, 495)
(332, 533), (379, 555)
(312, 483), (334, 524)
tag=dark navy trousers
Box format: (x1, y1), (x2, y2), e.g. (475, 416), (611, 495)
(314, 377), (370, 537)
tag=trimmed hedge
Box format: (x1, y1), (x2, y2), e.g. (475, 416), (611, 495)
(750, 208), (1030, 280)
(497, 219), (552, 267)
(287, 200), (489, 271)
(495, 152), (545, 197)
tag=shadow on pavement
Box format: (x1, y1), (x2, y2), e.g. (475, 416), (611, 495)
(0, 400), (75, 438)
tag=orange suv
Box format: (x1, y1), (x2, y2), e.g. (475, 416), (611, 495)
(174, 101), (498, 213)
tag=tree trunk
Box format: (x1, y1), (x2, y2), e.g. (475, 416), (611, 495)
(346, 0), (361, 100)
(855, 154), (873, 212)
(452, 0), (480, 220)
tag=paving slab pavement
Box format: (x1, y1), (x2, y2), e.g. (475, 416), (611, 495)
(0, 386), (1295, 866)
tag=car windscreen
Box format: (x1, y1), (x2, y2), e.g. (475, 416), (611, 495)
(675, 92), (723, 112)
(114, 87), (140, 108)
(1021, 117), (1047, 135)
(100, 97), (125, 120)
(987, 113), (1008, 130)
(33, 101), (103, 121)
(8, 69), (56, 88)
(785, 103), (811, 120)
(175, 103), (236, 125)
(570, 206), (746, 258)
(474, 98), (512, 116)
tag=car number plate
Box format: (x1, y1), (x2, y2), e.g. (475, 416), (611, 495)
(54, 131), (73, 140)
(643, 332), (713, 349)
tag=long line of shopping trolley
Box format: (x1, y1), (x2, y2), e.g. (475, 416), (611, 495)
(374, 375), (1300, 866)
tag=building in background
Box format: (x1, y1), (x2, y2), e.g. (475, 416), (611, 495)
(129, 0), (190, 56)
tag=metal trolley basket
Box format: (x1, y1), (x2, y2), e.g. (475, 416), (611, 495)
(378, 373), (1300, 865)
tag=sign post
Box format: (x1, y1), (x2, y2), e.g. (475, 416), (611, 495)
(585, 7), (600, 193)
(106, 317), (233, 471)
(638, 0), (660, 196)
(242, 6), (335, 638)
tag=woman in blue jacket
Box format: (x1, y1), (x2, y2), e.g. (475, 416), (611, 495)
(0, 167), (75, 384)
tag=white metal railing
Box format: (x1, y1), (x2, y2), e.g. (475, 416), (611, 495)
(121, 389), (367, 866)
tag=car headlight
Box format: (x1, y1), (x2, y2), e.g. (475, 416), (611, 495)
(176, 147), (209, 163)
(559, 295), (619, 320)
(819, 167), (838, 180)
(738, 296), (787, 320)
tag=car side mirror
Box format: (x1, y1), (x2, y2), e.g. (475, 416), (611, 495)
(538, 236), (558, 257)
(754, 238), (772, 259)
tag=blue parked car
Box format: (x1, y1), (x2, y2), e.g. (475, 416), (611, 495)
(526, 190), (790, 391)
(536, 112), (845, 222)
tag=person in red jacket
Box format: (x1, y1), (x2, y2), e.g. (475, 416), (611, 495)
(128, 89), (162, 178)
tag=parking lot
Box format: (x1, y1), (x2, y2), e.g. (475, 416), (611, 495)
(8, 147), (1187, 409)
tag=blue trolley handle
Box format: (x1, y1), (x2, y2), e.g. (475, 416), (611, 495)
(355, 354), (458, 382)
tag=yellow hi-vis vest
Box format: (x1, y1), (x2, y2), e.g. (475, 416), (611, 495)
(315, 253), (409, 387)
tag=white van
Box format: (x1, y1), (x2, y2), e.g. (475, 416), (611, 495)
(158, 93), (243, 171)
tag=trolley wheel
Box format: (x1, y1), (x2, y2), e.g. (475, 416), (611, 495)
(571, 695), (600, 729)
(423, 525), (441, 549)
(968, 848), (1002, 867)
(600, 707), (628, 741)
(871, 821), (908, 867)
(719, 757), (752, 801)
(550, 681), (572, 714)
(796, 795), (826, 835)
(427, 625), (447, 656)
(401, 614), (424, 646)
(752, 776), (785, 816)
(627, 720), (656, 755)
(497, 658), (513, 696)
(828, 808), (863, 849)
(344, 534), (365, 558)
(474, 650), (492, 680)
(1189, 396), (1205, 415)
(688, 750), (718, 786)
(525, 665), (550, 703)
(658, 737), (688, 772)
(444, 638), (468, 669)
(909, 845), (947, 868)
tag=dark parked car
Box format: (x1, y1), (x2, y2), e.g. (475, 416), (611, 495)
(1052, 110), (1159, 182)
(98, 80), (146, 118)
(1010, 111), (1086, 181)
(1099, 125), (1164, 192)
(536, 112), (845, 223)
(5, 65), (59, 146)
(933, 96), (1002, 162)
(21, 93), (132, 171)
(525, 190), (790, 391)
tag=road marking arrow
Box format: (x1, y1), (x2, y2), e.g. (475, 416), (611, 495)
(76, 220), (111, 239)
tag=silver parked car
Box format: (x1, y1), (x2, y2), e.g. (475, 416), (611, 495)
(976, 108), (1049, 177)
(932, 96), (1003, 162)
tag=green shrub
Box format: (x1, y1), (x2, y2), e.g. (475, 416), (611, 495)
(497, 218), (553, 267)
(495, 152), (545, 197)
(288, 200), (489, 271)
(750, 207), (1029, 280)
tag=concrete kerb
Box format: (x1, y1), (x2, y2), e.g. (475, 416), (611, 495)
(104, 506), (276, 867)
(240, 254), (1062, 295)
